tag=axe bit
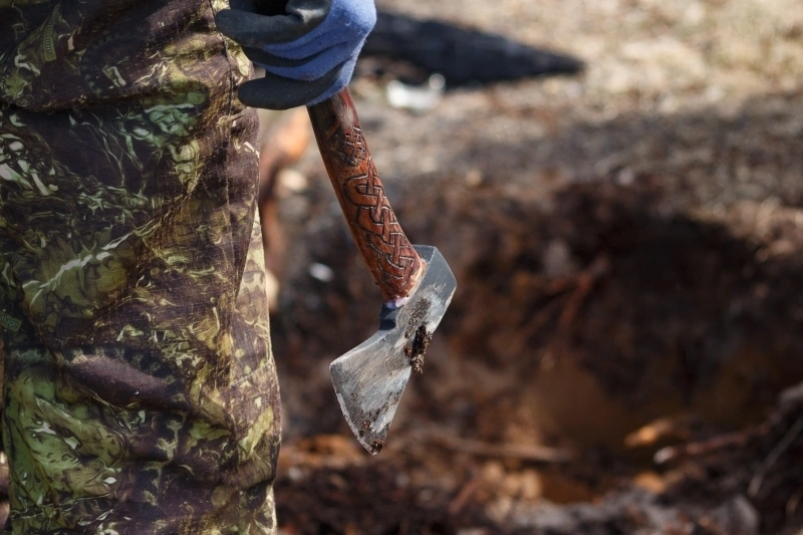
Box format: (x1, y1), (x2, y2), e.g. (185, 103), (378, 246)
(250, 0), (456, 454)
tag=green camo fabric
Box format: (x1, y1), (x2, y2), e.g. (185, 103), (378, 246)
(0, 0), (280, 532)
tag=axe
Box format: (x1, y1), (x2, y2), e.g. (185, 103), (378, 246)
(253, 1), (457, 454)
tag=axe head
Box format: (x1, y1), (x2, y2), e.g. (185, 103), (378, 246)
(330, 245), (456, 454)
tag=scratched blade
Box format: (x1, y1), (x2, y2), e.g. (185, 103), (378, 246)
(330, 245), (456, 454)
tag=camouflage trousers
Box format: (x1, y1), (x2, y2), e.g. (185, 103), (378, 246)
(0, 1), (280, 532)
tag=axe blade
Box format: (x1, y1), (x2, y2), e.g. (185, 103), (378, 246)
(330, 245), (456, 454)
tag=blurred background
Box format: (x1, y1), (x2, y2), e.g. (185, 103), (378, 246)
(256, 0), (803, 533)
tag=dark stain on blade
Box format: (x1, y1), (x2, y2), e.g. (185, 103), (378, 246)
(405, 298), (431, 338)
(410, 325), (432, 374)
(357, 390), (404, 453)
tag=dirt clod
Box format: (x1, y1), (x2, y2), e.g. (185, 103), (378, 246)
(358, 420), (371, 438)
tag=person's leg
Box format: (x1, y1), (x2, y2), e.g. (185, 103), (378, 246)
(0, 1), (279, 532)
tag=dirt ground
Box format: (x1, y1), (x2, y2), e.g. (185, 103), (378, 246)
(265, 1), (803, 533)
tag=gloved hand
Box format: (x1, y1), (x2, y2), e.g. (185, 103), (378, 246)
(215, 0), (376, 110)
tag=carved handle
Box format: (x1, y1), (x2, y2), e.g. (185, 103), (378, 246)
(308, 89), (424, 302)
(249, 0), (423, 301)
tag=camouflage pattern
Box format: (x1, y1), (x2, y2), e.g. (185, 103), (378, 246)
(0, 0), (280, 532)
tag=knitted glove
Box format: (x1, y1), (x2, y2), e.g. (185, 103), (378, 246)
(216, 0), (376, 109)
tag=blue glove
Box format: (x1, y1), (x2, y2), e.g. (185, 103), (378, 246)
(215, 0), (376, 110)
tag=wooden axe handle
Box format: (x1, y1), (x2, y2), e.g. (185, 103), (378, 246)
(308, 90), (424, 303)
(250, 0), (424, 302)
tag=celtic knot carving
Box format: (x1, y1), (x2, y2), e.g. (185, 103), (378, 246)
(343, 168), (419, 283)
(309, 91), (424, 301)
(335, 126), (421, 297)
(337, 126), (368, 167)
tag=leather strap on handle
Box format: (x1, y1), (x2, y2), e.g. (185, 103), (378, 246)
(308, 89), (424, 303)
